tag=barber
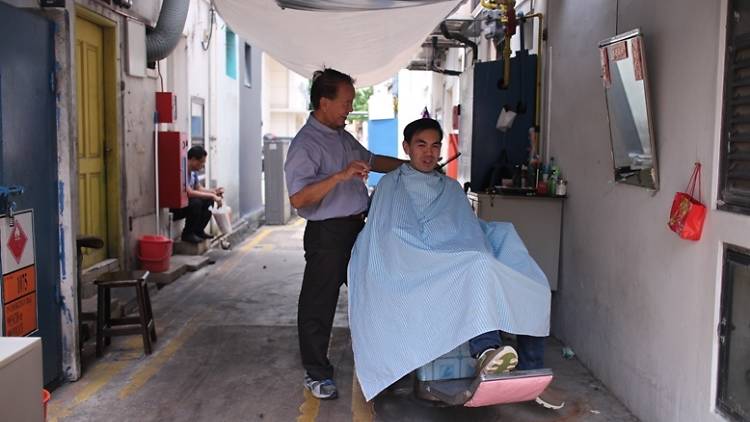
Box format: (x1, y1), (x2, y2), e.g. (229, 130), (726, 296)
(284, 68), (404, 400)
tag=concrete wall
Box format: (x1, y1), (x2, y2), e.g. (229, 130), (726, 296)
(545, 1), (734, 421)
(210, 21), (241, 215)
(261, 54), (309, 138)
(239, 39), (263, 220)
(396, 69), (432, 159)
(172, 0), (263, 229)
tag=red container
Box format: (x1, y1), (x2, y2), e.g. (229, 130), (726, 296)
(138, 235), (173, 272)
(158, 131), (188, 209)
(42, 389), (50, 421)
(156, 92), (176, 123)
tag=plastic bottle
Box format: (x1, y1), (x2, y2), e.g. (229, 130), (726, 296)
(548, 157), (558, 177)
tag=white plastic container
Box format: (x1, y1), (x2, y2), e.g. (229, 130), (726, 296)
(0, 337), (43, 422)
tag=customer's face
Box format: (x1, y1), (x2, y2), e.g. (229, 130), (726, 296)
(318, 83), (355, 128)
(403, 129), (442, 173)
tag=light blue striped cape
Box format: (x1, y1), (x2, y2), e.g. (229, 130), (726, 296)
(348, 164), (551, 401)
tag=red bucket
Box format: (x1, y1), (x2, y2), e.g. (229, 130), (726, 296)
(42, 389), (50, 421)
(138, 235), (173, 273)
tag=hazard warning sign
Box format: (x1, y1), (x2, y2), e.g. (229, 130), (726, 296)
(7, 222), (28, 264)
(0, 210), (37, 337)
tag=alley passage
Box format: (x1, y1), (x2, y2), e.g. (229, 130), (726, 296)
(47, 218), (637, 422)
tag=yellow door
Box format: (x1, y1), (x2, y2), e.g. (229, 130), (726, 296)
(76, 17), (108, 267)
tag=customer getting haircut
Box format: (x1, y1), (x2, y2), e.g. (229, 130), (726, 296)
(310, 68), (355, 110)
(403, 118), (444, 144)
(188, 145), (208, 160)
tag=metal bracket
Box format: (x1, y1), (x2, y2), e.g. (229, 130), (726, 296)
(0, 185), (23, 199)
(0, 185), (24, 227)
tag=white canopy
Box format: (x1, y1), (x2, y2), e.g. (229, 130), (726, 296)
(214, 0), (464, 86)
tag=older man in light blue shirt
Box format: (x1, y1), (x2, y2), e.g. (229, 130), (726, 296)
(284, 68), (404, 400)
(285, 116), (373, 220)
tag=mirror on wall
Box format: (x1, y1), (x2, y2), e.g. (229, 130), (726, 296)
(599, 29), (658, 190)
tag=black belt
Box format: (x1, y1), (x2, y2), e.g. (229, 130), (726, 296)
(322, 213), (366, 222)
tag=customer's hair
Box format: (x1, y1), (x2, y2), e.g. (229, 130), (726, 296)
(310, 68), (354, 110)
(188, 146), (208, 160)
(403, 118), (444, 143)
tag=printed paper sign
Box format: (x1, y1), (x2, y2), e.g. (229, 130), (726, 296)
(611, 41), (628, 61)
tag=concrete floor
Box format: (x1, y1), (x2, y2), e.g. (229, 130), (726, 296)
(48, 218), (638, 422)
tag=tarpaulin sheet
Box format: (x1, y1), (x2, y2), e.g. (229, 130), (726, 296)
(214, 0), (463, 86)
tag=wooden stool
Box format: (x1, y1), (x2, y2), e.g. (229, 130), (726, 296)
(75, 235), (104, 350)
(95, 270), (157, 357)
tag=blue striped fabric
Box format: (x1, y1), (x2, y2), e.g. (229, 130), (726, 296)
(348, 164), (551, 401)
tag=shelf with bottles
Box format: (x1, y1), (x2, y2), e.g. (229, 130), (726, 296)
(490, 156), (568, 198)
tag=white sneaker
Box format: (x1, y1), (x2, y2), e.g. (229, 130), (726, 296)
(476, 346), (519, 376)
(535, 386), (565, 410)
(303, 373), (338, 400)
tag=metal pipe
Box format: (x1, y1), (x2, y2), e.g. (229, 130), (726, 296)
(481, 0), (514, 89)
(481, 0), (499, 10)
(440, 21), (478, 64)
(523, 12), (544, 127)
(501, 33), (511, 89)
(154, 118), (160, 235)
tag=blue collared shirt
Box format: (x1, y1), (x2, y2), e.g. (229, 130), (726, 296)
(284, 115), (373, 221)
(189, 171), (199, 190)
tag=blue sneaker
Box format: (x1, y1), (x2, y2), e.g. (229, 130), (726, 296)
(304, 373), (338, 400)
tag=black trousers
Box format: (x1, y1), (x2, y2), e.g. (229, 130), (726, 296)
(173, 197), (213, 236)
(299, 216), (365, 380)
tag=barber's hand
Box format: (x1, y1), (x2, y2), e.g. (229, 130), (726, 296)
(338, 160), (370, 182)
(213, 195), (223, 207)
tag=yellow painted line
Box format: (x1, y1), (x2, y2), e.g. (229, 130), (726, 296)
(352, 372), (374, 422)
(48, 360), (130, 421)
(215, 226), (276, 274)
(293, 217), (306, 227)
(261, 244), (276, 251)
(118, 322), (199, 399)
(73, 361), (129, 402)
(240, 227), (273, 252)
(111, 336), (148, 358)
(47, 333), (153, 420)
(297, 389), (320, 422)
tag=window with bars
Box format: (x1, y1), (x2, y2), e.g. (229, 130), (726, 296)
(720, 1), (750, 214)
(717, 246), (750, 422)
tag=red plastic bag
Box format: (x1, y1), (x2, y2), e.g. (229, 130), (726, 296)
(668, 163), (707, 241)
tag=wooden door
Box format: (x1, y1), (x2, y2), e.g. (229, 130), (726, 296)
(75, 17), (108, 267)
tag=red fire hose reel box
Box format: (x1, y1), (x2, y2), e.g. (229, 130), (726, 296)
(156, 92), (176, 123)
(158, 131), (188, 209)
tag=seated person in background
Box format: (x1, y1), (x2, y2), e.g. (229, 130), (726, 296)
(348, 118), (563, 409)
(176, 146), (224, 244)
